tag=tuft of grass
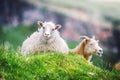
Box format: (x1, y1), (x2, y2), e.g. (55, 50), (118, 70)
(0, 47), (120, 80)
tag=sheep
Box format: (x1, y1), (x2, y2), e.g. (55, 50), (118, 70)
(69, 36), (103, 62)
(21, 21), (69, 56)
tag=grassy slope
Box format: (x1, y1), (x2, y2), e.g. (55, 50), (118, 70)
(0, 47), (120, 80)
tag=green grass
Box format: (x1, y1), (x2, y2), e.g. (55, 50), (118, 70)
(0, 47), (120, 80)
(1, 25), (38, 49)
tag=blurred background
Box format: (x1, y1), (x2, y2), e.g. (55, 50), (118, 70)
(0, 0), (120, 70)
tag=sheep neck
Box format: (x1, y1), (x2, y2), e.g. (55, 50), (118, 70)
(76, 40), (85, 55)
(75, 40), (91, 61)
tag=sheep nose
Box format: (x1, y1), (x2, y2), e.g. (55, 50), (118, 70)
(45, 33), (49, 36)
(44, 33), (50, 38)
(99, 49), (103, 53)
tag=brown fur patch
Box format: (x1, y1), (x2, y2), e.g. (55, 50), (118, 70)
(114, 62), (120, 70)
(70, 39), (90, 60)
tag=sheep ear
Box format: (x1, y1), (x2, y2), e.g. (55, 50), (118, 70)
(55, 24), (61, 30)
(80, 36), (89, 40)
(37, 21), (43, 27)
(84, 39), (90, 44)
(80, 36), (90, 43)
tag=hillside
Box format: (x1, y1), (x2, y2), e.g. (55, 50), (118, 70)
(27, 0), (120, 21)
(0, 47), (120, 80)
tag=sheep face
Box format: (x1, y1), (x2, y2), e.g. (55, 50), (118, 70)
(38, 21), (61, 39)
(83, 36), (103, 56)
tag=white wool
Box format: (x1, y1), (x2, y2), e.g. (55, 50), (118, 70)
(21, 22), (69, 56)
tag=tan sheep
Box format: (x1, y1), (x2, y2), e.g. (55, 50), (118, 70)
(70, 36), (103, 62)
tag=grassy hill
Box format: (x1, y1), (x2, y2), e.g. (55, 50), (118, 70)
(0, 47), (120, 80)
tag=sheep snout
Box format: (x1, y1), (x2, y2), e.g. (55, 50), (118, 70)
(97, 48), (103, 57)
(44, 32), (51, 38)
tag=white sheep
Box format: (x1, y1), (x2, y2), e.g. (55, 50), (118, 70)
(21, 21), (69, 55)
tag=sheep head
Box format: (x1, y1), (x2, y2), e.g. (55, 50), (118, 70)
(37, 21), (61, 39)
(80, 36), (103, 56)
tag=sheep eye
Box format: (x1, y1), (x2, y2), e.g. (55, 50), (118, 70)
(52, 29), (55, 31)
